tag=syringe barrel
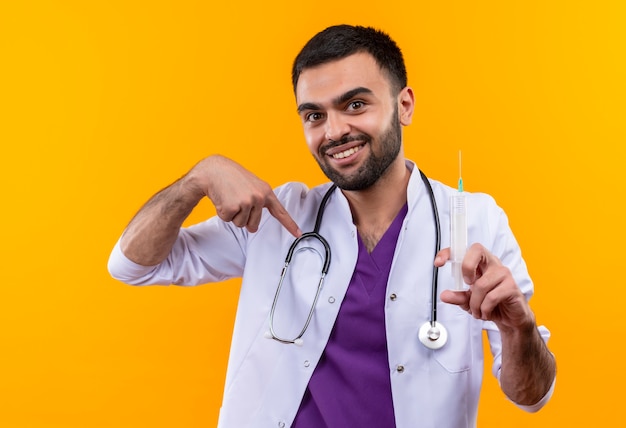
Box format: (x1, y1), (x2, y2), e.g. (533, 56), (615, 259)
(450, 192), (468, 291)
(450, 193), (467, 262)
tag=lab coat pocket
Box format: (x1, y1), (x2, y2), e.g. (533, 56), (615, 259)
(431, 303), (472, 373)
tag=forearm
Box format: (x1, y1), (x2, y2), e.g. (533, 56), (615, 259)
(499, 317), (556, 406)
(120, 175), (204, 266)
(117, 153), (295, 266)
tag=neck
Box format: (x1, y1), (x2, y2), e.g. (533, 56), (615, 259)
(341, 157), (410, 252)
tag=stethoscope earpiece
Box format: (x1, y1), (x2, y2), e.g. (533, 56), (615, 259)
(418, 321), (448, 350)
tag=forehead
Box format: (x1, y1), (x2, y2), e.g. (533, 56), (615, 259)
(295, 52), (391, 105)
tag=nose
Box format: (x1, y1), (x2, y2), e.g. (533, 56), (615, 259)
(324, 112), (350, 142)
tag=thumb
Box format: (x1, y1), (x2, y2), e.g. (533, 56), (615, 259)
(440, 289), (470, 307)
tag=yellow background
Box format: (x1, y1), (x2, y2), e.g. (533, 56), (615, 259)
(1, 0), (624, 426)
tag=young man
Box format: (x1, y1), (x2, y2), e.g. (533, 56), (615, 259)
(109, 25), (555, 428)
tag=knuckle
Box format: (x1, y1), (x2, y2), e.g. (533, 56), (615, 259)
(261, 182), (273, 193)
(248, 193), (263, 206)
(217, 207), (236, 220)
(218, 203), (244, 222)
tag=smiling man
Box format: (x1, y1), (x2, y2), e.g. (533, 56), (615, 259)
(108, 25), (555, 428)
(296, 51), (412, 253)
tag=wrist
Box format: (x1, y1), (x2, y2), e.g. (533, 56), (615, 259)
(178, 172), (207, 204)
(180, 155), (223, 202)
(498, 312), (537, 338)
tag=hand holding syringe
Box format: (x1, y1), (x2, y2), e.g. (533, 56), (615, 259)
(450, 151), (468, 291)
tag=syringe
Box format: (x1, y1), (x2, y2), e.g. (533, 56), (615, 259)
(450, 151), (468, 291)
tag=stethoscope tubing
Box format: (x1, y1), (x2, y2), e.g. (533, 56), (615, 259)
(267, 173), (446, 348)
(418, 170), (442, 327)
(267, 185), (336, 344)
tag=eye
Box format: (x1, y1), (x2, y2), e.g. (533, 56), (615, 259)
(305, 112), (325, 123)
(347, 100), (365, 111)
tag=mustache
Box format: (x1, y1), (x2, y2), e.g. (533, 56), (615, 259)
(322, 134), (371, 153)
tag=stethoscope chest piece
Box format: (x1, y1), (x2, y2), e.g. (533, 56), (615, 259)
(418, 321), (448, 350)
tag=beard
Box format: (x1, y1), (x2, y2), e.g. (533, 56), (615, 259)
(314, 106), (402, 191)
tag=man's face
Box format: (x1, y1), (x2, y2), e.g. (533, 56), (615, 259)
(295, 52), (412, 190)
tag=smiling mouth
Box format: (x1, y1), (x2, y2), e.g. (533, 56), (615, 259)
(330, 143), (365, 159)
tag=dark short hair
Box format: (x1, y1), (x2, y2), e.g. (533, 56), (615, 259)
(291, 25), (408, 95)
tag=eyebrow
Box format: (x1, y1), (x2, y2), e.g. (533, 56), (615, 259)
(297, 86), (374, 114)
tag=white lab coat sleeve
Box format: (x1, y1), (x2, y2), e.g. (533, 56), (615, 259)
(107, 182), (312, 287)
(107, 215), (248, 286)
(481, 199), (554, 412)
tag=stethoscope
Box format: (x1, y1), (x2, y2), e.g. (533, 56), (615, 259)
(265, 169), (448, 350)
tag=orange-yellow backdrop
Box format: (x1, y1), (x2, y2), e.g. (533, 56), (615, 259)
(1, 0), (624, 426)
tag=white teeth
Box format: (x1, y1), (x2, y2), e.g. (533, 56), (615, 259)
(332, 145), (362, 159)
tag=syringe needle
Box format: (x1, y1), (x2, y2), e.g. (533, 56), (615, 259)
(458, 150), (463, 192)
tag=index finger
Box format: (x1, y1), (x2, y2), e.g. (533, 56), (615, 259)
(265, 193), (302, 238)
(463, 243), (500, 284)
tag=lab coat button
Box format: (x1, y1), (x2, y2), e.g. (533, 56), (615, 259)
(390, 293), (397, 301)
(396, 365), (405, 373)
(304, 360), (310, 368)
(278, 422), (285, 428)
(328, 296), (336, 304)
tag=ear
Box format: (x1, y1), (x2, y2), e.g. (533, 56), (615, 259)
(398, 86), (415, 126)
